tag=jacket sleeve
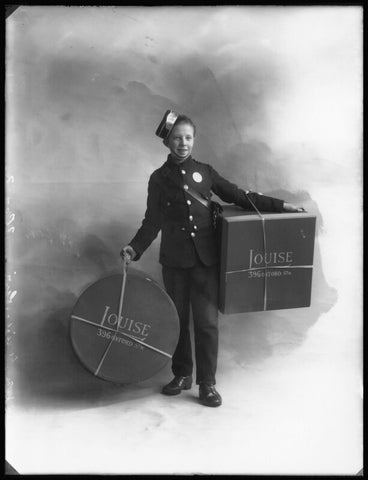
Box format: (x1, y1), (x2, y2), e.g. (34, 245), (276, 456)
(129, 175), (162, 261)
(209, 165), (284, 212)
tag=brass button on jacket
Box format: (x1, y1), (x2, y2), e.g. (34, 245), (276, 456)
(129, 154), (285, 268)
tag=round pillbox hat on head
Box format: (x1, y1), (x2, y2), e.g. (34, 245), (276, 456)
(155, 109), (179, 139)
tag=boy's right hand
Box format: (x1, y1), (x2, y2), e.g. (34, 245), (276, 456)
(120, 245), (137, 264)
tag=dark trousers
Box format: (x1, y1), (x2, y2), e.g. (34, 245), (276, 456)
(162, 260), (219, 385)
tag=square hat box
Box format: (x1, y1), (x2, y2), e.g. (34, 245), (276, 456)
(218, 205), (316, 314)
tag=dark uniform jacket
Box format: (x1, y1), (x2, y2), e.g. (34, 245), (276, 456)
(129, 155), (285, 268)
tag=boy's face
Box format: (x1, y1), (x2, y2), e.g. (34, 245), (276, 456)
(166, 122), (195, 162)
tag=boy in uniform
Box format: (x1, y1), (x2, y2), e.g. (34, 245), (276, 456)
(121, 110), (302, 407)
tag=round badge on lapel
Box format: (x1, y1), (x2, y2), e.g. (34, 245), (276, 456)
(192, 172), (203, 183)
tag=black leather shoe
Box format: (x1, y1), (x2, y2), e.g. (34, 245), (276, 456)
(199, 384), (222, 407)
(161, 376), (193, 396)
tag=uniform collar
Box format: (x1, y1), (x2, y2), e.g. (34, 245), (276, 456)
(165, 154), (193, 169)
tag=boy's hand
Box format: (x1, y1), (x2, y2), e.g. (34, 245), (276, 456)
(120, 245), (137, 264)
(283, 202), (305, 213)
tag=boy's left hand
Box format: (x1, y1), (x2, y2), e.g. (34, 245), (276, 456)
(283, 202), (305, 212)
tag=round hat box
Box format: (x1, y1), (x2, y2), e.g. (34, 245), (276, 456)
(70, 268), (179, 384)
